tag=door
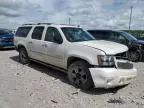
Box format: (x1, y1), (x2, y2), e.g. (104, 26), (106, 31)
(28, 26), (45, 61)
(41, 27), (64, 68)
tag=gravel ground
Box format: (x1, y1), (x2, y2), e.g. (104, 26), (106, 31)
(0, 50), (144, 108)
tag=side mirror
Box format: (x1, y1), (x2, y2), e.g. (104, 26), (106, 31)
(128, 41), (132, 45)
(53, 35), (63, 44)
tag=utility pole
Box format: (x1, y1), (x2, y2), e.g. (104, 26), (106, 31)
(129, 6), (133, 30)
(69, 17), (71, 24)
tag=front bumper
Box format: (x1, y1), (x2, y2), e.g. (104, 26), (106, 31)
(89, 61), (137, 88)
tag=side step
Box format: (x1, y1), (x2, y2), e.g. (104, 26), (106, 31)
(30, 58), (67, 73)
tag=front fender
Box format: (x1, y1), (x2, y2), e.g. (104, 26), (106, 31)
(64, 50), (105, 68)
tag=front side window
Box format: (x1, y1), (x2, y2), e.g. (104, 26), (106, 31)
(32, 26), (44, 40)
(45, 27), (62, 43)
(61, 27), (95, 42)
(15, 27), (32, 37)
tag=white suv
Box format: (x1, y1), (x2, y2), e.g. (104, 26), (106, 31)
(14, 23), (137, 90)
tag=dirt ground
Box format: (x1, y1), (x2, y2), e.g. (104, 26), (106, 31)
(0, 49), (144, 108)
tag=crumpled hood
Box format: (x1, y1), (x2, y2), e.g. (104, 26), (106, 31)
(77, 40), (128, 55)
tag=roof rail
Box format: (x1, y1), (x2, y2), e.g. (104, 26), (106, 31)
(23, 23), (80, 27)
(37, 23), (53, 25)
(23, 23), (36, 25)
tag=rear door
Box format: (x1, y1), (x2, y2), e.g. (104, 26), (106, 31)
(28, 26), (45, 61)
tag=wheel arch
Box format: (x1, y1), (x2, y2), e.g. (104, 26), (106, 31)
(17, 44), (26, 51)
(67, 56), (91, 69)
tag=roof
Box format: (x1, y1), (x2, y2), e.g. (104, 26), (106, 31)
(87, 29), (122, 33)
(22, 23), (80, 28)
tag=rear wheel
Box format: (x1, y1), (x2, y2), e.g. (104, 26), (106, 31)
(19, 47), (29, 64)
(68, 61), (93, 90)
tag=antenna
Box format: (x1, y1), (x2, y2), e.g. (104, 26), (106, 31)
(129, 6), (133, 30)
(69, 17), (71, 24)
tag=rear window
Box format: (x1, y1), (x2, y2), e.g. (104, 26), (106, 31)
(15, 27), (32, 37)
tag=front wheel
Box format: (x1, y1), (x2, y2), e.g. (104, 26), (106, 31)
(128, 51), (142, 62)
(68, 61), (93, 90)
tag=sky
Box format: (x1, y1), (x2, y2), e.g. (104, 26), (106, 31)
(0, 0), (144, 30)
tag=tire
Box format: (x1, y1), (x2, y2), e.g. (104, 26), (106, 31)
(19, 47), (29, 64)
(68, 61), (93, 90)
(128, 51), (142, 62)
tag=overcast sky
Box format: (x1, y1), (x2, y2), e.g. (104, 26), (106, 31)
(0, 0), (144, 30)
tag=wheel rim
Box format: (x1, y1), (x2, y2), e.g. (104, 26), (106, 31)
(20, 49), (27, 63)
(130, 52), (139, 61)
(71, 66), (87, 87)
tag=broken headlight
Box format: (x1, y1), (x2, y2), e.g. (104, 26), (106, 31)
(98, 55), (115, 67)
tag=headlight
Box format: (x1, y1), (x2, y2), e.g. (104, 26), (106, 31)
(98, 55), (115, 67)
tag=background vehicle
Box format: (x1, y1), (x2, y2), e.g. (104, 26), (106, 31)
(88, 30), (144, 62)
(14, 23), (137, 90)
(0, 28), (14, 49)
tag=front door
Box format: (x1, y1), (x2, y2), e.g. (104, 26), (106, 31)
(41, 27), (64, 68)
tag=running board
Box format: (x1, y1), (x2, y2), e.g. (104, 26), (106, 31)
(29, 58), (67, 73)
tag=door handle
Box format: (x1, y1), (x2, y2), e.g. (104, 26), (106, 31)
(28, 41), (32, 44)
(42, 44), (47, 47)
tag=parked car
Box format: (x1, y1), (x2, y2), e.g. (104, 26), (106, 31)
(14, 23), (137, 90)
(0, 28), (14, 49)
(88, 30), (144, 62)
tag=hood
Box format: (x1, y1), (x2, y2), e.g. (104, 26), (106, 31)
(77, 40), (128, 55)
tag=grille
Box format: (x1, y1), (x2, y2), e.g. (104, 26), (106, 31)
(117, 62), (133, 69)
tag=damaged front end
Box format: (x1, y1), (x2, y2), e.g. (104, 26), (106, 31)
(89, 52), (137, 88)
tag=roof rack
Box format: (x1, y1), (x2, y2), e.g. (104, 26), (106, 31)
(37, 23), (53, 25)
(23, 23), (36, 25)
(22, 23), (80, 27)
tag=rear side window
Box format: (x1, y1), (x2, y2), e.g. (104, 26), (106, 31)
(89, 31), (109, 39)
(31, 26), (44, 40)
(15, 27), (32, 37)
(88, 31), (116, 41)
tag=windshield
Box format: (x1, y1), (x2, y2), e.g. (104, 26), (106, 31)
(61, 27), (95, 42)
(120, 32), (137, 41)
